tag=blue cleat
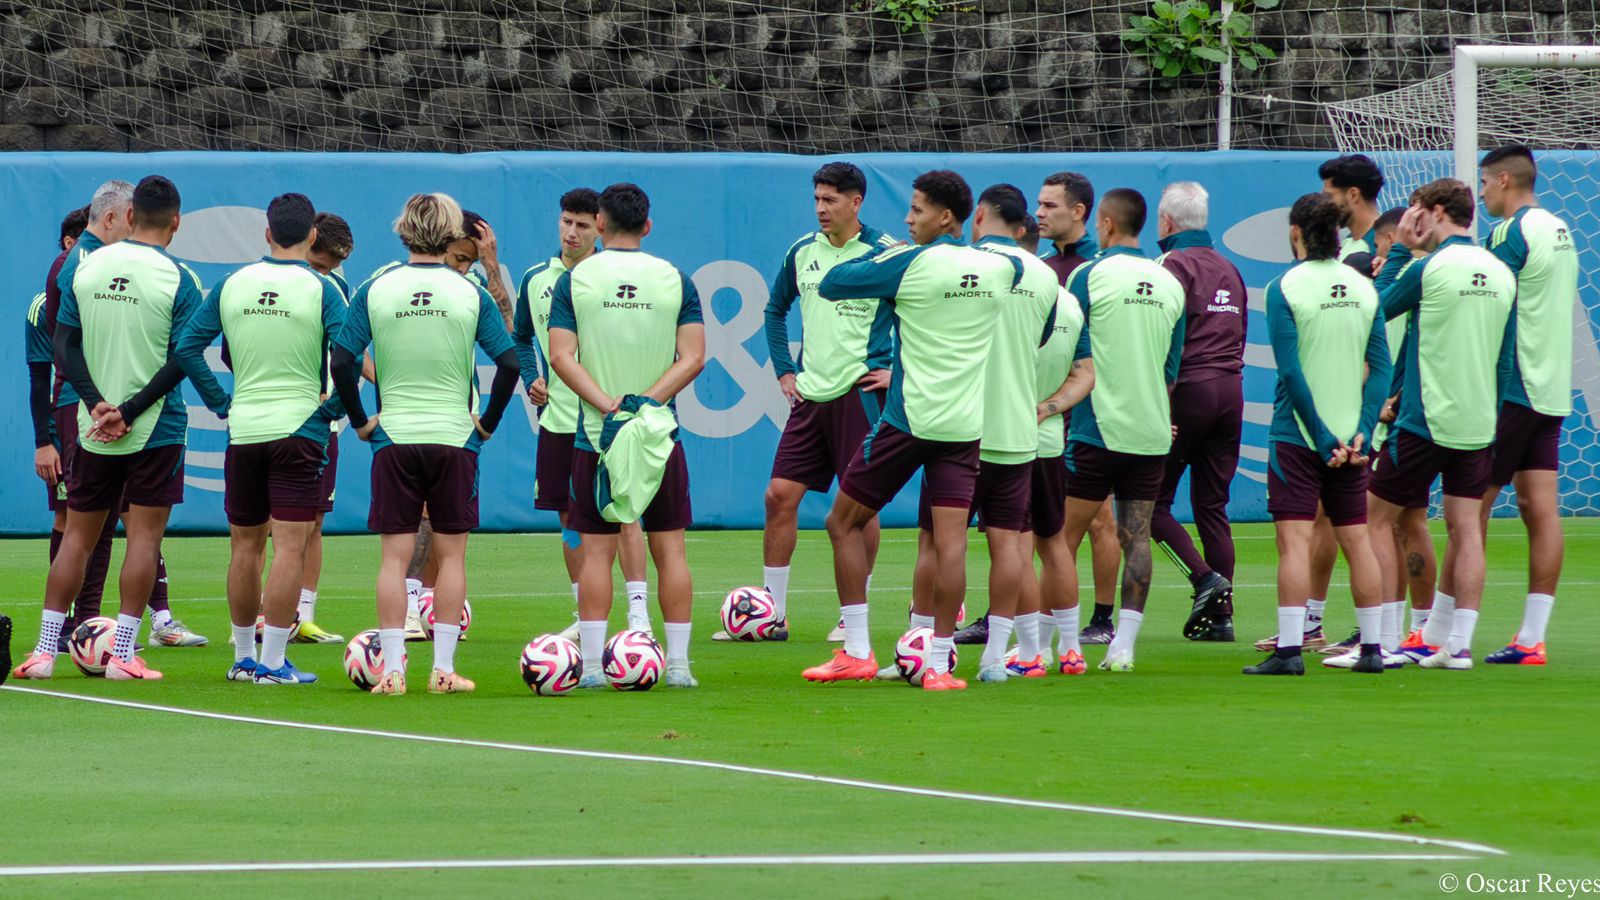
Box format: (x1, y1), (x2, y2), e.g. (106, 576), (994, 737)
(254, 659), (319, 684)
(227, 658), (258, 682)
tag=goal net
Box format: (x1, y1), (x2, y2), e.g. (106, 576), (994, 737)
(1324, 48), (1600, 516)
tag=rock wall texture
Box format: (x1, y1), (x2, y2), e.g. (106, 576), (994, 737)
(1, 0), (1595, 153)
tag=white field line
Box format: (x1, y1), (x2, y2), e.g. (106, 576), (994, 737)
(2, 686), (1504, 858)
(0, 851), (1474, 879)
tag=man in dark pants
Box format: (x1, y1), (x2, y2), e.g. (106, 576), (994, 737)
(1149, 182), (1248, 641)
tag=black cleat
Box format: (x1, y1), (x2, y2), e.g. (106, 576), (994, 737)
(57, 636), (71, 655)
(1318, 628), (1361, 656)
(1183, 572), (1234, 640)
(1079, 621), (1115, 645)
(1243, 650), (1305, 676)
(953, 614), (990, 646)
(1350, 644), (1386, 673)
(767, 619), (789, 642)
(1194, 616), (1236, 642)
(0, 614), (12, 686)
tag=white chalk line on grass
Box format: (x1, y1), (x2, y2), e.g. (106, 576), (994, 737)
(3, 686), (1504, 858)
(0, 851), (1473, 879)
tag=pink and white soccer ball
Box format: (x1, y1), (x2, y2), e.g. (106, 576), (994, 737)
(602, 630), (665, 691)
(253, 612), (302, 641)
(343, 629), (404, 690)
(719, 586), (779, 641)
(68, 616), (118, 676)
(894, 626), (958, 685)
(520, 634), (582, 697)
(418, 593), (472, 639)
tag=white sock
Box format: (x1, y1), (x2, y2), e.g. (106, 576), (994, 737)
(1053, 607), (1081, 655)
(1108, 609), (1143, 656)
(1518, 593), (1554, 646)
(113, 613), (140, 662)
(260, 624), (292, 670)
(841, 603), (870, 660)
(909, 612), (934, 630)
(1305, 598), (1326, 629)
(405, 579), (422, 616)
(35, 609), (66, 656)
(763, 566), (791, 620)
(432, 623), (461, 674)
(1421, 591), (1456, 647)
(1277, 607), (1306, 649)
(578, 620), (607, 672)
(150, 608), (173, 630)
(1410, 605), (1431, 634)
(298, 589), (317, 622)
(1038, 615), (1057, 654)
(1015, 612), (1041, 661)
(378, 628), (406, 674)
(625, 581), (648, 621)
(664, 621), (691, 664)
(930, 635), (954, 674)
(1446, 607), (1479, 656)
(1356, 606), (1382, 647)
(232, 624), (256, 663)
(1380, 600), (1404, 652)
(570, 582), (580, 604)
(981, 615), (1014, 667)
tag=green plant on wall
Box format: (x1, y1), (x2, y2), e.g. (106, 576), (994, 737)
(1122, 0), (1280, 78)
(871, 0), (969, 33)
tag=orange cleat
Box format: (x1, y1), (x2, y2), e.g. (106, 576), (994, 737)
(12, 651), (55, 680)
(1058, 649), (1087, 675)
(801, 649), (879, 683)
(1005, 654), (1049, 678)
(921, 671), (967, 691)
(1485, 641), (1546, 666)
(428, 669), (476, 693)
(105, 655), (163, 681)
(371, 670), (407, 695)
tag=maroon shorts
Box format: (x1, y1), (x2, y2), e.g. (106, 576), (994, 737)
(1490, 402), (1563, 486)
(1370, 429), (1491, 509)
(535, 427), (576, 512)
(770, 389), (882, 492)
(47, 405), (79, 512)
(66, 442), (185, 512)
(1064, 442), (1166, 502)
(567, 444), (692, 534)
(916, 459), (1032, 532)
(369, 443), (479, 535)
(316, 430), (339, 514)
(838, 421), (980, 513)
(225, 436), (327, 527)
(1029, 455), (1068, 538)
(1267, 442), (1369, 527)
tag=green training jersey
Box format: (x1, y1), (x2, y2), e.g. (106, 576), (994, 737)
(974, 235), (1059, 464)
(515, 253), (581, 434)
(1489, 206), (1579, 417)
(818, 235), (1023, 443)
(333, 263), (514, 452)
(1065, 247), (1186, 456)
(1380, 235), (1515, 450)
(59, 239), (201, 456)
(548, 248), (704, 452)
(51, 232), (107, 409)
(1265, 259), (1390, 458)
(1036, 285), (1086, 459)
(24, 291), (51, 366)
(764, 226), (898, 403)
(175, 258), (347, 446)
(1339, 226), (1377, 262)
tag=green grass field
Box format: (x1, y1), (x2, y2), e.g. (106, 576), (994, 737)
(2, 519), (1597, 897)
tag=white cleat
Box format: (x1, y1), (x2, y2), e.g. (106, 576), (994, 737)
(1419, 648), (1473, 670)
(403, 611), (428, 642)
(664, 663), (698, 688)
(1098, 650), (1135, 672)
(825, 617), (845, 642)
(976, 663), (1010, 683)
(626, 613), (654, 638)
(577, 670), (606, 689)
(876, 663), (901, 681)
(557, 617), (581, 643)
(711, 629), (735, 641)
(1325, 647), (1409, 669)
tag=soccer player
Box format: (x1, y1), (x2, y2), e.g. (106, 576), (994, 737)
(330, 192), (521, 695)
(176, 193), (347, 684)
(1059, 188), (1186, 673)
(515, 188), (653, 640)
(1321, 154), (1387, 262)
(1148, 181), (1248, 642)
(449, 209), (514, 329)
(1466, 146), (1577, 666)
(547, 183), (704, 689)
(747, 162), (896, 643)
(801, 169), (1021, 691)
(1019, 213), (1041, 255)
(13, 175), (200, 682)
(1245, 193), (1390, 676)
(1366, 178), (1515, 670)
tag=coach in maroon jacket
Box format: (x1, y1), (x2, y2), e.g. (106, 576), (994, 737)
(1149, 182), (1248, 642)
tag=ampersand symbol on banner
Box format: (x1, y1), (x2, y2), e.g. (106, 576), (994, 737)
(675, 260), (791, 439)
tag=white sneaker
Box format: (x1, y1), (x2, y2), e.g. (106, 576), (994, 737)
(627, 612), (654, 637)
(876, 663), (901, 681)
(577, 670), (606, 689)
(712, 629), (734, 641)
(557, 616), (581, 643)
(664, 663), (698, 688)
(1419, 648), (1473, 670)
(1321, 648), (1359, 669)
(404, 611), (428, 641)
(977, 662), (1009, 683)
(826, 617), (845, 642)
(1099, 649), (1135, 672)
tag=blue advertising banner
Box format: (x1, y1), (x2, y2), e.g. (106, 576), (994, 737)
(3, 150), (1596, 535)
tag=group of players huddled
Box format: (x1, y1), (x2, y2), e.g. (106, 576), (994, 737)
(0, 143), (1575, 693)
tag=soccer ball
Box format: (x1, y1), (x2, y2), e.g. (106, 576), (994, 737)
(419, 594), (472, 640)
(602, 630), (664, 691)
(343, 629), (403, 690)
(719, 586), (779, 641)
(68, 616), (117, 676)
(894, 626), (958, 686)
(253, 612), (302, 642)
(520, 634), (582, 696)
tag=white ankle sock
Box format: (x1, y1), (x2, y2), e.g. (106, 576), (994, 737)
(35, 609), (66, 657)
(232, 624), (256, 663)
(909, 612), (934, 630)
(981, 615), (1014, 667)
(930, 635), (954, 674)
(841, 603), (871, 659)
(112, 614), (140, 662)
(664, 621), (691, 663)
(1379, 600), (1404, 652)
(1421, 591), (1455, 647)
(150, 609), (173, 630)
(1053, 607), (1081, 655)
(763, 566), (791, 620)
(1277, 607), (1306, 648)
(260, 624), (292, 670)
(1518, 593), (1554, 646)
(1446, 607), (1479, 656)
(298, 589), (317, 622)
(1015, 612), (1040, 660)
(1108, 609), (1143, 655)
(1305, 598), (1326, 629)
(378, 628), (406, 674)
(405, 579), (422, 616)
(1355, 606), (1382, 647)
(578, 620), (608, 672)
(432, 623), (461, 673)
(625, 581), (648, 621)
(1410, 604), (1430, 634)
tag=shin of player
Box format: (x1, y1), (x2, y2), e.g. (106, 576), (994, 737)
(331, 192), (522, 696)
(546, 184), (705, 689)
